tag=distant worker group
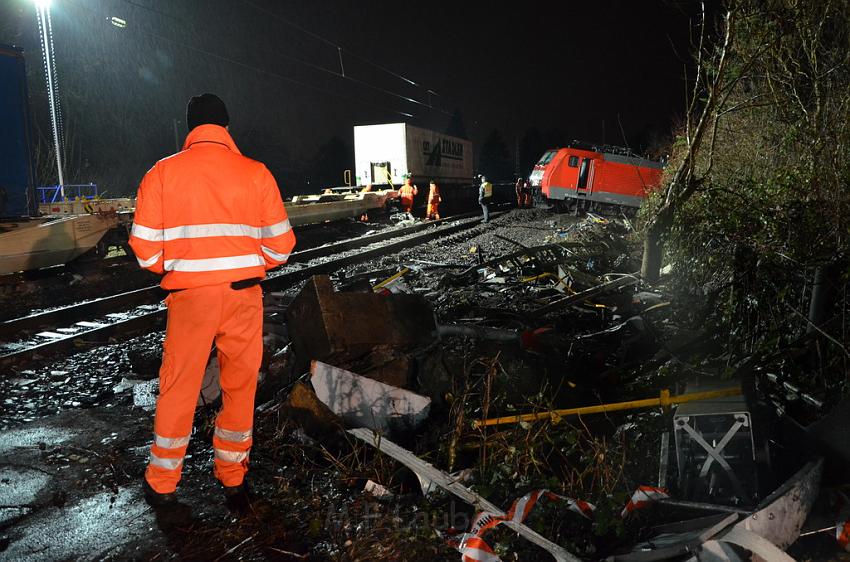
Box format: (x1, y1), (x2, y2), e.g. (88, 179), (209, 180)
(396, 175), (443, 221)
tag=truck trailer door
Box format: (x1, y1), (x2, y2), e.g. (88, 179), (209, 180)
(371, 162), (392, 185)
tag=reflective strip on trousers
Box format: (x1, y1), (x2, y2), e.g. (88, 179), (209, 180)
(136, 250), (162, 268)
(164, 254), (265, 272)
(150, 452), (183, 470)
(154, 433), (191, 449)
(131, 219), (291, 242)
(214, 427), (252, 442)
(215, 449), (248, 463)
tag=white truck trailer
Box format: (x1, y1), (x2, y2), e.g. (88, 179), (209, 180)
(353, 123), (473, 188)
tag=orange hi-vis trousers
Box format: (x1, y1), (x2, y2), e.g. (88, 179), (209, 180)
(145, 282), (263, 494)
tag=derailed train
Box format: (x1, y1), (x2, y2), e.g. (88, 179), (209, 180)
(529, 142), (665, 210)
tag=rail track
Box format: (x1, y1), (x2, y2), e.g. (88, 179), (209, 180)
(0, 211), (500, 370)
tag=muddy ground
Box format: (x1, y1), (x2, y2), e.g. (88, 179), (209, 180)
(0, 207), (846, 561)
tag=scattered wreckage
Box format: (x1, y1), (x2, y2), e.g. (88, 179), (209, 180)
(111, 212), (842, 560)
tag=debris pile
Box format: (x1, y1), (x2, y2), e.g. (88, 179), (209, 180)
(2, 210), (842, 560)
(240, 209), (844, 561)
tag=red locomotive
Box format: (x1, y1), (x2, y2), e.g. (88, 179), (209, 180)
(529, 143), (664, 209)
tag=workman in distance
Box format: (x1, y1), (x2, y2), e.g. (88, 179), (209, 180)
(479, 174), (493, 223)
(399, 175), (418, 216)
(426, 180), (442, 220)
(129, 93), (296, 514)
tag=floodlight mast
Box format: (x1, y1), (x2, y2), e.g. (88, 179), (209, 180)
(35, 0), (66, 196)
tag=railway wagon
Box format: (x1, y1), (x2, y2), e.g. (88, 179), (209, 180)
(529, 143), (664, 209)
(0, 44), (37, 219)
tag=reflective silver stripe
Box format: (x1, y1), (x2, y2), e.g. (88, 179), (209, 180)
(261, 245), (289, 263)
(214, 449), (248, 463)
(154, 433), (191, 449)
(131, 223), (164, 242)
(131, 220), (291, 242)
(149, 452), (183, 470)
(214, 427), (252, 442)
(137, 250), (162, 268)
(260, 219), (291, 238)
(163, 254), (265, 272)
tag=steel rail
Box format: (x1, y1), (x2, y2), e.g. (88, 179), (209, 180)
(0, 213), (493, 369)
(0, 212), (479, 340)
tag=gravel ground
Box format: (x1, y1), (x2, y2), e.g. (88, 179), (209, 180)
(0, 208), (579, 432)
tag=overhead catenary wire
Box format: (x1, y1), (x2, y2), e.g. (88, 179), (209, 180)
(64, 0), (415, 119)
(115, 0), (448, 116)
(238, 0), (423, 88)
(236, 0), (452, 115)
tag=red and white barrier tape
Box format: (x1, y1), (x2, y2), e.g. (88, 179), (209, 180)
(452, 533), (500, 562)
(447, 485), (665, 561)
(620, 485), (669, 518)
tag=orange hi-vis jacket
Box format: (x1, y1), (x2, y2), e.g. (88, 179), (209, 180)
(129, 125), (296, 290)
(399, 183), (417, 201)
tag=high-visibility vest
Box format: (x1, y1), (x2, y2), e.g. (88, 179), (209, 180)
(129, 124), (297, 290)
(399, 184), (417, 199)
(482, 182), (493, 198)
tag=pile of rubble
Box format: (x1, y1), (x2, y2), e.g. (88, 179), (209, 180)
(2, 210), (839, 560)
(244, 211), (827, 561)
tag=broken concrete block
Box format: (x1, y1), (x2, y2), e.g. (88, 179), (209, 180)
(282, 381), (343, 438)
(311, 360), (431, 433)
(347, 345), (412, 388)
(198, 357), (221, 406)
(364, 479), (394, 499)
(286, 275), (436, 370)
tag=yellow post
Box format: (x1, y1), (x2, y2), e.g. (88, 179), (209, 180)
(472, 387), (742, 429)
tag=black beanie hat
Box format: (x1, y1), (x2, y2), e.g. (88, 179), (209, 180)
(186, 93), (229, 131)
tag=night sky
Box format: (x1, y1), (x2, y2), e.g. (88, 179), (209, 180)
(1, 0), (697, 195)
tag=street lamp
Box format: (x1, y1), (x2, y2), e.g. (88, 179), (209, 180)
(35, 0), (65, 196)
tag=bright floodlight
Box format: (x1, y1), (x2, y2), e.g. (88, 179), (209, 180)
(34, 0), (52, 9)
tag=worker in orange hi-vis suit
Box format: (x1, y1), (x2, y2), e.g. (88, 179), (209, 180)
(398, 176), (418, 215)
(515, 177), (524, 208)
(426, 180), (442, 220)
(128, 93), (296, 513)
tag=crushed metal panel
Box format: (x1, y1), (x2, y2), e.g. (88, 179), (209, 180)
(312, 361), (431, 432)
(348, 427), (580, 562)
(286, 275), (436, 368)
(610, 513), (738, 561)
(731, 458), (823, 554)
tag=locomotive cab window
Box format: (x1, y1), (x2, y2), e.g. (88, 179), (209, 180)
(536, 150), (557, 166)
(568, 155), (579, 167)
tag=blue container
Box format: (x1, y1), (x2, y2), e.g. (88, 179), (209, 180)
(0, 44), (36, 218)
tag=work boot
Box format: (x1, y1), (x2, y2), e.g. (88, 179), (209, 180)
(223, 482), (252, 513)
(143, 479), (192, 528)
(143, 478), (179, 508)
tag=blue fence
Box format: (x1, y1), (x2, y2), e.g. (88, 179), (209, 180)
(37, 183), (99, 204)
